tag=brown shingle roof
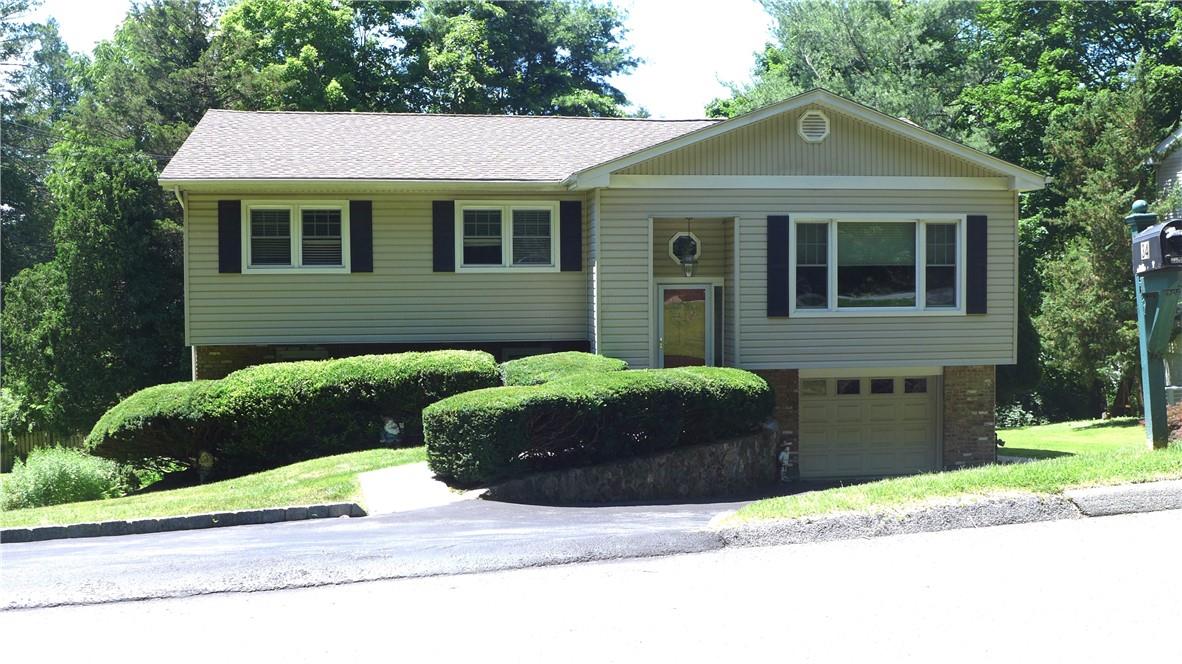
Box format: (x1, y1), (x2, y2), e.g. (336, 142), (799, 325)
(160, 109), (719, 182)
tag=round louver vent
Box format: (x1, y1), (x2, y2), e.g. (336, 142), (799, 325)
(798, 109), (830, 143)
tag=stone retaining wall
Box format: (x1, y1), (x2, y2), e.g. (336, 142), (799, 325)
(484, 421), (781, 505)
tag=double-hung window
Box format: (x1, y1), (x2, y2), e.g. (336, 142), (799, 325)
(790, 215), (964, 314)
(243, 201), (349, 273)
(455, 201), (560, 272)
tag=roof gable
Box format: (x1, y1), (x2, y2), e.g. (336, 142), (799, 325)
(618, 103), (1001, 179)
(569, 89), (1045, 191)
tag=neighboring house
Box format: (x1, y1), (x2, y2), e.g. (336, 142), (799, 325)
(1153, 125), (1182, 217)
(159, 89), (1046, 479)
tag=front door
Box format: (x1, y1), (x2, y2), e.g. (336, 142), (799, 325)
(658, 285), (712, 367)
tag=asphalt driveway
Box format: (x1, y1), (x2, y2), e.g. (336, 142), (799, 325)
(1, 496), (755, 610)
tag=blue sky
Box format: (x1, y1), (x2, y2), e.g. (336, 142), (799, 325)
(29, 0), (773, 118)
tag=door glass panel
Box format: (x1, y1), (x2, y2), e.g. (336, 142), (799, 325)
(662, 287), (707, 367)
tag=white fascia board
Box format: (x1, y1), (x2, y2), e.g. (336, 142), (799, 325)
(798, 366), (943, 378)
(159, 178), (568, 195)
(1155, 124), (1182, 155)
(569, 89), (1047, 191)
(607, 175), (1016, 191)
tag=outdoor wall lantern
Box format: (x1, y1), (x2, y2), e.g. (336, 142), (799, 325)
(670, 219), (700, 277)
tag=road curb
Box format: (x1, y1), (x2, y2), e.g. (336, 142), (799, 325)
(715, 480), (1182, 548)
(0, 502), (367, 544)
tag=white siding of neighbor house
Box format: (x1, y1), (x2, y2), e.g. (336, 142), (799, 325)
(595, 188), (1017, 370)
(186, 191), (589, 346)
(1158, 146), (1182, 203)
(619, 105), (1002, 178)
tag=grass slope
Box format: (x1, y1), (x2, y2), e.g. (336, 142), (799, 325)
(731, 419), (1179, 523)
(998, 417), (1144, 458)
(0, 447), (425, 529)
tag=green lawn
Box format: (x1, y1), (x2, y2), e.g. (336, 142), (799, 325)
(728, 419), (1179, 524)
(0, 447), (425, 528)
(998, 417), (1145, 458)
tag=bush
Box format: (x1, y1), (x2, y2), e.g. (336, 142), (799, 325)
(87, 351), (501, 476)
(499, 351), (628, 386)
(1, 446), (138, 510)
(86, 380), (221, 472)
(424, 367), (773, 486)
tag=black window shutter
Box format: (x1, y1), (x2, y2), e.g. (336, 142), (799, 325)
(218, 200), (241, 274)
(350, 200), (373, 272)
(560, 201), (582, 271)
(432, 201), (455, 272)
(767, 215), (791, 317)
(966, 214), (988, 314)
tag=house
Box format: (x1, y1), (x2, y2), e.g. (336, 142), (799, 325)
(1153, 125), (1182, 217)
(159, 89), (1046, 479)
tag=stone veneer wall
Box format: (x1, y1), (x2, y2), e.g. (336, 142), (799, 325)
(942, 365), (997, 469)
(751, 369), (800, 481)
(483, 421), (781, 504)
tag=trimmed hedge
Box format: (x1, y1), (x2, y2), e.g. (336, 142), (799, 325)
(424, 367), (773, 487)
(87, 351), (500, 476)
(499, 351), (628, 386)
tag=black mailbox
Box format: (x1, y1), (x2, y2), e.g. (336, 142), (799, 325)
(1132, 220), (1182, 274)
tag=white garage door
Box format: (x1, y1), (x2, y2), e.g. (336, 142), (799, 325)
(798, 376), (938, 479)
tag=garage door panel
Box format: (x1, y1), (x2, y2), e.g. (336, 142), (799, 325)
(799, 376), (938, 479)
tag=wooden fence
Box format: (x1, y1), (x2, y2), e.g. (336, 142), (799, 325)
(1, 429), (86, 457)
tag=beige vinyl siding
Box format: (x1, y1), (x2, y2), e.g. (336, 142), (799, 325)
(619, 106), (1000, 178)
(186, 192), (588, 345)
(723, 218), (736, 366)
(651, 218), (727, 278)
(588, 190), (600, 352)
(596, 188), (1016, 369)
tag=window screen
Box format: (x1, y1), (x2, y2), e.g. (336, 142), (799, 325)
(837, 222), (916, 308)
(511, 209), (552, 265)
(796, 223), (828, 309)
(463, 209), (503, 265)
(925, 223), (957, 307)
(301, 208), (343, 266)
(250, 208), (292, 266)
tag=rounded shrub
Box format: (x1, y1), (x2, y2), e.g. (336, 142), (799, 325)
(424, 366), (773, 487)
(499, 351), (628, 386)
(1, 446), (138, 510)
(86, 380), (221, 471)
(87, 350), (501, 477)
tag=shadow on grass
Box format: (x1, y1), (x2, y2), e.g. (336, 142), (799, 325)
(1074, 418), (1141, 431)
(997, 448), (1073, 460)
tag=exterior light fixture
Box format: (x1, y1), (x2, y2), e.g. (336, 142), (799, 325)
(672, 218), (699, 277)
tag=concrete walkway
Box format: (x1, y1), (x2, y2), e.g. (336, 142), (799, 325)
(357, 461), (479, 514)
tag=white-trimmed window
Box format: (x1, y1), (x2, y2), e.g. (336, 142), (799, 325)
(242, 201), (350, 273)
(789, 215), (965, 315)
(454, 200), (560, 272)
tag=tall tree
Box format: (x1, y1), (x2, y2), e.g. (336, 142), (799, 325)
(1, 18), (80, 281)
(1, 139), (185, 434)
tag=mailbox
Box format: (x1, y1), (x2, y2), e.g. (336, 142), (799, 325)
(1132, 220), (1182, 274)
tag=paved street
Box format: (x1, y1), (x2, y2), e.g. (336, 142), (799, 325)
(0, 496), (755, 608)
(4, 509), (1181, 662)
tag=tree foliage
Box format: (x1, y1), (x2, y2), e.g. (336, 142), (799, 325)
(0, 0), (638, 435)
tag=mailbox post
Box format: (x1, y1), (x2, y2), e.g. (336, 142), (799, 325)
(1127, 200), (1182, 449)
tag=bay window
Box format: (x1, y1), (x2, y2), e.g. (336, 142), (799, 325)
(790, 215), (964, 314)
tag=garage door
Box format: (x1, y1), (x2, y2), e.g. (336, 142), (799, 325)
(798, 376), (938, 479)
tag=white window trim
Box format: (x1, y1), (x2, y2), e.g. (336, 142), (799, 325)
(454, 200), (561, 273)
(666, 231), (702, 264)
(788, 213), (967, 317)
(241, 200), (351, 274)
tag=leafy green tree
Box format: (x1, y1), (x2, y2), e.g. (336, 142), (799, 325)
(1, 140), (185, 434)
(707, 0), (993, 146)
(402, 0), (637, 115)
(1, 18), (80, 281)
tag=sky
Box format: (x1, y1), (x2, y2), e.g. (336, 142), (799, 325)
(29, 0), (774, 119)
